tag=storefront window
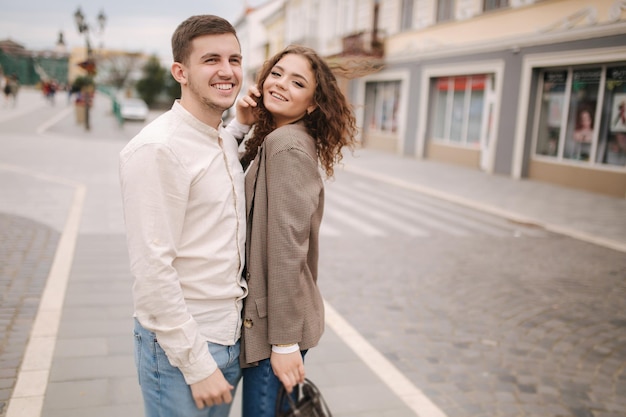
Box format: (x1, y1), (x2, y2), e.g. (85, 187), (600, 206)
(536, 70), (567, 157)
(564, 68), (601, 161)
(468, 77), (486, 144)
(431, 74), (487, 146)
(534, 64), (626, 168)
(365, 80), (401, 133)
(597, 66), (626, 166)
(433, 77), (449, 138)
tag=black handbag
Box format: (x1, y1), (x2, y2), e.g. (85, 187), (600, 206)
(276, 378), (333, 417)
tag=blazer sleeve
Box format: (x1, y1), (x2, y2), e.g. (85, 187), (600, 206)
(265, 144), (321, 344)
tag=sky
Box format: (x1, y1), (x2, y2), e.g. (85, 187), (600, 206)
(0, 0), (267, 62)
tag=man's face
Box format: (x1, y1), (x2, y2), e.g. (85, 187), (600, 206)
(183, 33), (242, 115)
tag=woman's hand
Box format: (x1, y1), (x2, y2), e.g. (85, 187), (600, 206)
(270, 350), (305, 393)
(236, 84), (261, 126)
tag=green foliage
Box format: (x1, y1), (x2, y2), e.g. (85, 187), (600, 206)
(71, 75), (93, 93)
(135, 55), (166, 107)
(165, 72), (181, 103)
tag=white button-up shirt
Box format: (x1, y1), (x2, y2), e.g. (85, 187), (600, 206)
(119, 101), (247, 384)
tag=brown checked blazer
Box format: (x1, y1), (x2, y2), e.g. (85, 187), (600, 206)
(240, 123), (325, 366)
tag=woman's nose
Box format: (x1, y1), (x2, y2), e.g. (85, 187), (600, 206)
(275, 78), (286, 90)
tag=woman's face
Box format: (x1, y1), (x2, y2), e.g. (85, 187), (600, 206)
(262, 53), (317, 127)
(580, 110), (592, 128)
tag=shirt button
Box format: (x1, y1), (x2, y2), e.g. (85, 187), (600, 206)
(246, 271), (251, 279)
(243, 318), (253, 328)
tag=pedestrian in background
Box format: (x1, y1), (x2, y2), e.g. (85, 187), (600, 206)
(3, 73), (19, 107)
(119, 14), (248, 417)
(229, 44), (358, 417)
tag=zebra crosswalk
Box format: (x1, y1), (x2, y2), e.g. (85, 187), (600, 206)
(320, 174), (548, 238)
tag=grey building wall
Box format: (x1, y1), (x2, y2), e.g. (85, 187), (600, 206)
(381, 32), (626, 176)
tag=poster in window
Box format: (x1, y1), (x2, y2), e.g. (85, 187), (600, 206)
(548, 93), (564, 128)
(612, 93), (626, 132)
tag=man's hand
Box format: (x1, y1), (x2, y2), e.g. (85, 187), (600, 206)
(189, 368), (234, 409)
(270, 350), (305, 394)
(236, 84), (261, 126)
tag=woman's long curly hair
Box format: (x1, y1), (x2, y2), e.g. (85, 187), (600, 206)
(240, 45), (357, 178)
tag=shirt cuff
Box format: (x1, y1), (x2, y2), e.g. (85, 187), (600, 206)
(227, 119), (251, 141)
(272, 343), (300, 354)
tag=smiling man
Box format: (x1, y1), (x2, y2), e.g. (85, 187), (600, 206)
(119, 15), (248, 417)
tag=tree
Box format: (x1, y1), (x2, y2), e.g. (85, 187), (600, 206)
(135, 55), (166, 107)
(97, 52), (144, 89)
(164, 72), (181, 103)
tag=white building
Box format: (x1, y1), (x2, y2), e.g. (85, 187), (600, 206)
(235, 0), (626, 197)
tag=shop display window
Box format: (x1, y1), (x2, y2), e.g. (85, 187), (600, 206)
(536, 70), (567, 157)
(597, 66), (626, 166)
(364, 80), (401, 133)
(431, 74), (487, 146)
(534, 64), (626, 168)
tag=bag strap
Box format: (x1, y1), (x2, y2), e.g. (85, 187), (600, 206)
(276, 379), (333, 417)
(276, 382), (298, 416)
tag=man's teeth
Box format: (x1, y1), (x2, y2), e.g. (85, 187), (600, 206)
(214, 84), (232, 90)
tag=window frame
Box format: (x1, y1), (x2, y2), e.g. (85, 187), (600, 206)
(419, 61), (505, 173)
(512, 46), (626, 178)
(430, 74), (490, 147)
(531, 63), (626, 169)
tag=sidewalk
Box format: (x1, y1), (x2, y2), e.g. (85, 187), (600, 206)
(1, 87), (625, 417)
(339, 150), (626, 254)
(0, 89), (423, 417)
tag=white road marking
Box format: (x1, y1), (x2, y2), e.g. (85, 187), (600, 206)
(2, 165), (85, 417)
(324, 300), (448, 417)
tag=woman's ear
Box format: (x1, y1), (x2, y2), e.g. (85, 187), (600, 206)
(171, 62), (187, 85)
(307, 104), (317, 115)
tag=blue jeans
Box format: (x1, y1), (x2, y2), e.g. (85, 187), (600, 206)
(133, 319), (241, 417)
(241, 352), (306, 417)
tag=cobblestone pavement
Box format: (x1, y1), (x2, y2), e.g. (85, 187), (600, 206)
(2, 88), (626, 417)
(0, 214), (59, 417)
(319, 171), (626, 417)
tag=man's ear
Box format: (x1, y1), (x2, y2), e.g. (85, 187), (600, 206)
(171, 62), (187, 85)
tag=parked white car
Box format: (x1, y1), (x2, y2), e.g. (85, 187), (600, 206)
(119, 98), (149, 122)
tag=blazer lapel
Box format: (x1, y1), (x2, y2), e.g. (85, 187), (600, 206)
(244, 146), (262, 219)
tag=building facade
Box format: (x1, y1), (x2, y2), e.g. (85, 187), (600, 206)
(236, 0), (626, 197)
(0, 39), (69, 87)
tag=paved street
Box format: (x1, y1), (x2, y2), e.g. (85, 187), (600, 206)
(321, 171), (626, 417)
(1, 88), (625, 417)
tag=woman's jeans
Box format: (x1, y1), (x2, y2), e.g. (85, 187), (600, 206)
(241, 351), (306, 417)
(133, 319), (241, 417)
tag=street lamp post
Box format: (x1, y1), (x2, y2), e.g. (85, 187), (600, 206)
(73, 7), (106, 131)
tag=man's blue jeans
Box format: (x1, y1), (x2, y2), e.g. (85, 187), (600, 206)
(133, 319), (241, 417)
(241, 352), (306, 417)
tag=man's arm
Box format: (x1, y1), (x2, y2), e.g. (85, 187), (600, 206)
(120, 144), (217, 384)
